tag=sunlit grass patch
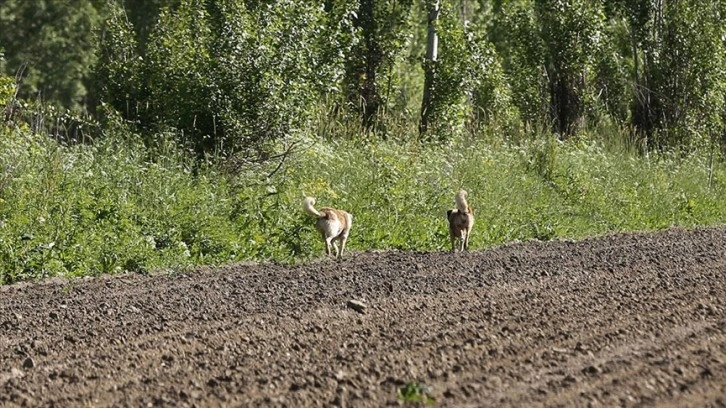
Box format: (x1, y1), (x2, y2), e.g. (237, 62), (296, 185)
(1, 124), (724, 284)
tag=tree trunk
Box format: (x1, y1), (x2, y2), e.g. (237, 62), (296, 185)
(359, 0), (381, 130)
(419, 0), (440, 138)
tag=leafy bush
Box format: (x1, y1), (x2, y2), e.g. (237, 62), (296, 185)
(98, 0), (348, 158)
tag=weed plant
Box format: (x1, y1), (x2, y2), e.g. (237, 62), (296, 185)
(0, 123), (724, 284)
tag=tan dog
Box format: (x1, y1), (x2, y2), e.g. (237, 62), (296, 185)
(303, 197), (353, 259)
(446, 190), (474, 252)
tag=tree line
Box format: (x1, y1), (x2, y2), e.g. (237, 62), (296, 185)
(1, 0), (725, 158)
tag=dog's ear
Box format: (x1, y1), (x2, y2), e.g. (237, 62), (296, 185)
(446, 209), (453, 219)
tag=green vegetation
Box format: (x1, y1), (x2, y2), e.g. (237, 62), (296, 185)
(1, 117), (724, 284)
(398, 381), (436, 404)
(1, 1), (725, 283)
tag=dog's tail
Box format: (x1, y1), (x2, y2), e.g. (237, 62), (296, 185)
(303, 196), (321, 217)
(455, 190), (470, 213)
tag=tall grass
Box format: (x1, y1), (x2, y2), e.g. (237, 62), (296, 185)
(0, 122), (724, 284)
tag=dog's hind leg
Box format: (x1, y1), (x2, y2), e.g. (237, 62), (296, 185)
(332, 240), (341, 259)
(338, 234), (349, 260)
(324, 235), (334, 256)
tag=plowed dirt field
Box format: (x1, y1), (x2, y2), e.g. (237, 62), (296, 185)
(1, 227), (725, 407)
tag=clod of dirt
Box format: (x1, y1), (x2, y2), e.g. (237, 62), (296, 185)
(563, 374), (578, 384)
(22, 357), (34, 369)
(583, 365), (602, 375)
(346, 300), (367, 314)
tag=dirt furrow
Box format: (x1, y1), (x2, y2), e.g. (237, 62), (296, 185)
(1, 227), (725, 407)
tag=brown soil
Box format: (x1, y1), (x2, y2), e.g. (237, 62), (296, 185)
(1, 227), (726, 407)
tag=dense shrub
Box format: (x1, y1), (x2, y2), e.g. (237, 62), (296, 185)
(98, 0), (348, 157)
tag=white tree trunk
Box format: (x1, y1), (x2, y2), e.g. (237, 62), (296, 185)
(419, 1), (441, 137)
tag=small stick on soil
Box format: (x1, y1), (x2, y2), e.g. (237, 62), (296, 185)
(346, 300), (367, 314)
